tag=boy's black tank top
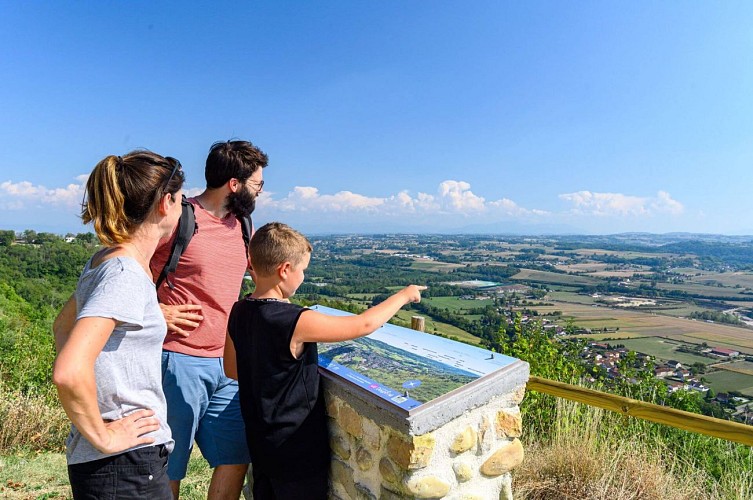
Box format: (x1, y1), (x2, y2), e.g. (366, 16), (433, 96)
(227, 297), (330, 478)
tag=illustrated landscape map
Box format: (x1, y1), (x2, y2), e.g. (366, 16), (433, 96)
(313, 305), (518, 411)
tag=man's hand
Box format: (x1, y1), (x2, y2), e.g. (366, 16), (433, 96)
(97, 409), (160, 454)
(160, 303), (203, 337)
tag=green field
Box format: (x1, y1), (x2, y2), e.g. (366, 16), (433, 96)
(546, 291), (598, 305)
(688, 271), (753, 289)
(392, 309), (482, 346)
(703, 370), (753, 396)
(717, 361), (753, 376)
(422, 296), (494, 312)
(512, 269), (599, 286)
(618, 337), (716, 366)
(409, 260), (463, 272)
(656, 282), (748, 299)
(346, 293), (377, 301)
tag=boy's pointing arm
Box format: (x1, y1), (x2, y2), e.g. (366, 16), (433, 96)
(293, 285), (426, 345)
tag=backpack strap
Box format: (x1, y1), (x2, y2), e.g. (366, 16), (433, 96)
(155, 195), (197, 290)
(238, 213), (253, 269)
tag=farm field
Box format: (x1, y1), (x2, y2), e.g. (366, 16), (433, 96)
(618, 337), (716, 366)
(569, 249), (678, 259)
(532, 301), (753, 352)
(554, 262), (612, 273)
(687, 271), (753, 288)
(392, 309), (482, 346)
(409, 260), (463, 272)
(546, 291), (597, 305)
(573, 331), (651, 341)
(512, 269), (599, 286)
(346, 293), (377, 301)
(422, 296), (494, 312)
(655, 282), (749, 299)
(703, 370), (753, 397)
(717, 361), (753, 376)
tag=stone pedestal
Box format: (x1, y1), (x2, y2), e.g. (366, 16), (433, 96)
(241, 305), (529, 499)
(324, 361), (528, 500)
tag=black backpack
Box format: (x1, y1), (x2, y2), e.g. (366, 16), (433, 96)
(155, 195), (252, 289)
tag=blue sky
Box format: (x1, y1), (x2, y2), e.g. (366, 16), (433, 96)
(1, 2), (752, 235)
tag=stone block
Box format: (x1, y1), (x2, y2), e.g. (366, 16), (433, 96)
(405, 475), (451, 498)
(355, 483), (377, 500)
(511, 385), (526, 404)
(355, 445), (374, 471)
(331, 458), (357, 499)
(452, 460), (473, 482)
(362, 417), (382, 451)
(480, 438), (524, 477)
(387, 433), (435, 470)
(380, 486), (406, 500)
(338, 403), (363, 439)
(331, 432), (351, 460)
(325, 392), (340, 418)
(379, 457), (402, 486)
(477, 416), (494, 453)
(495, 409), (522, 438)
(450, 426), (476, 454)
(499, 478), (513, 500)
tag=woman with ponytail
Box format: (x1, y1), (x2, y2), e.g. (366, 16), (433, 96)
(52, 151), (184, 499)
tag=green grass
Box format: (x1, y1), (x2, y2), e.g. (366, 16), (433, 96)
(512, 269), (600, 286)
(718, 361), (753, 376)
(546, 291), (597, 305)
(618, 337), (716, 366)
(422, 296), (494, 312)
(345, 293), (377, 301)
(703, 371), (753, 396)
(0, 447), (215, 500)
(656, 282), (748, 299)
(392, 309), (483, 346)
(0, 451), (70, 499)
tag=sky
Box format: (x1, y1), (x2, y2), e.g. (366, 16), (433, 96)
(1, 2), (753, 235)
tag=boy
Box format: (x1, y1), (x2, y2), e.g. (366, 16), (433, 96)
(224, 222), (425, 499)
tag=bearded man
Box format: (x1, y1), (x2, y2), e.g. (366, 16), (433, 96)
(150, 140), (267, 499)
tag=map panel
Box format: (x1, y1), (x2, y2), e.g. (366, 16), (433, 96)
(314, 305), (519, 410)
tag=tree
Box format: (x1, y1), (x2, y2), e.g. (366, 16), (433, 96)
(0, 230), (14, 246)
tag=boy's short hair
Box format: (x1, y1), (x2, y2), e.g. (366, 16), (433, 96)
(250, 222), (312, 276)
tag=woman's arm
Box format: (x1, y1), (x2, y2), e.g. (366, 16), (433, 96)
(292, 285), (425, 346)
(53, 295), (77, 353)
(53, 316), (160, 454)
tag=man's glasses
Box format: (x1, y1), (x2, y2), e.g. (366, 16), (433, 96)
(247, 179), (264, 191)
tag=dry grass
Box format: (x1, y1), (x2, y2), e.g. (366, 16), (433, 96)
(0, 387), (68, 453)
(514, 399), (752, 500)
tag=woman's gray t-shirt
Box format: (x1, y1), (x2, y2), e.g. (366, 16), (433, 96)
(65, 256), (174, 464)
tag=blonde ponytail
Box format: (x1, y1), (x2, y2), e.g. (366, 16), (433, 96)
(81, 151), (184, 246)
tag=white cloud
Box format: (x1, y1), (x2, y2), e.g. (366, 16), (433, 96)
(265, 186), (385, 213)
(0, 178), (87, 209)
(651, 190), (684, 215)
(558, 190), (684, 217)
(0, 176), (683, 233)
(437, 180), (486, 212)
(259, 180), (539, 218)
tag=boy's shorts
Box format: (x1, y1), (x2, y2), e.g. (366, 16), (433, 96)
(161, 350), (251, 480)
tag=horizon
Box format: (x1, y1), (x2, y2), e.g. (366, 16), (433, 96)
(2, 3), (753, 234)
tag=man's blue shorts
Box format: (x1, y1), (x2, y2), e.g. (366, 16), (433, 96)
(161, 350), (251, 480)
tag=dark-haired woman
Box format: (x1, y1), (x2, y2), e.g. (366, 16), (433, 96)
(52, 151), (184, 499)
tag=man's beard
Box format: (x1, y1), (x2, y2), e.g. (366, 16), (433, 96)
(225, 185), (256, 218)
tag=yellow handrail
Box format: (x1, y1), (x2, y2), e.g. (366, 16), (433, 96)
(527, 376), (753, 447)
